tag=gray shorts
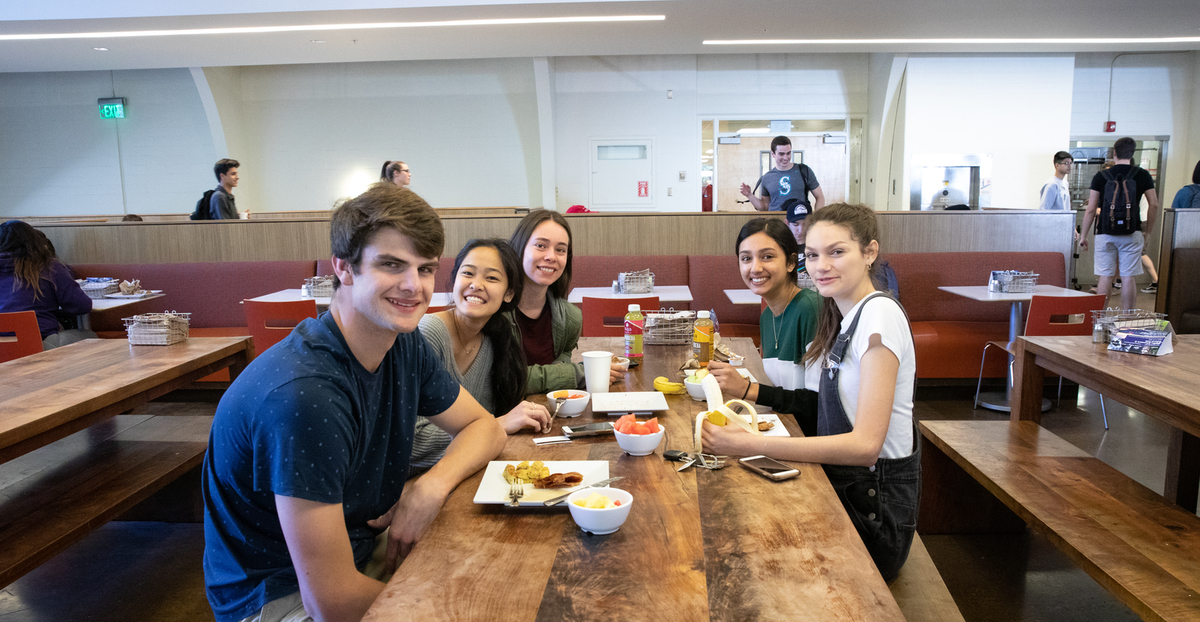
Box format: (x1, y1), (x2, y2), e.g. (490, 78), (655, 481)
(1093, 232), (1144, 278)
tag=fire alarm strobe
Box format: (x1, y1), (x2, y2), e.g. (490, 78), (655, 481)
(1104, 121), (1117, 133)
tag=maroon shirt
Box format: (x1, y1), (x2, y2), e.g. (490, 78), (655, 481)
(515, 298), (556, 366)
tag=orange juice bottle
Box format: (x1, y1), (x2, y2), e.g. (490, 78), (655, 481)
(693, 310), (714, 366)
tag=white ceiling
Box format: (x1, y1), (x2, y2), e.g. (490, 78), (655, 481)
(2, 0), (1199, 73)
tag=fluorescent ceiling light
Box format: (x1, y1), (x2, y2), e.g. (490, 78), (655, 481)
(0, 15), (665, 41)
(705, 36), (1200, 45)
(738, 128), (770, 134)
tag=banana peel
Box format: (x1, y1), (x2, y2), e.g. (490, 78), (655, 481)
(694, 397), (760, 454)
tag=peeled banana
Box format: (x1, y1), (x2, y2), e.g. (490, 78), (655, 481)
(653, 376), (686, 394)
(694, 399), (760, 454)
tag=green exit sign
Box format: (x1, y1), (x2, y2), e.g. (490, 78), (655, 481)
(98, 97), (125, 119)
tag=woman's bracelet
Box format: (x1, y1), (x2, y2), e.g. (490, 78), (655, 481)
(741, 381), (753, 400)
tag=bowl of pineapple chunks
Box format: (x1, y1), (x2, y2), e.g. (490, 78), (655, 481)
(566, 487), (633, 535)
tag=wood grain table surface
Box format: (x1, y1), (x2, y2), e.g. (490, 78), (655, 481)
(364, 337), (903, 622)
(0, 337), (251, 464)
(1012, 334), (1200, 511)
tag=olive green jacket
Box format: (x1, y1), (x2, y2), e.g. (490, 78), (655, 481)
(505, 292), (584, 395)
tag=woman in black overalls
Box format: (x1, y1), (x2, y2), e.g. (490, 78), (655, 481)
(701, 203), (920, 582)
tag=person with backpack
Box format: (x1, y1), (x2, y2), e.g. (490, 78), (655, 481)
(1171, 160), (1200, 212)
(740, 136), (826, 246)
(209, 158), (240, 219)
(1078, 137), (1158, 312)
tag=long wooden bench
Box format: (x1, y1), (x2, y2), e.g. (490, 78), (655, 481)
(919, 420), (1200, 622)
(0, 414), (210, 588)
(888, 533), (966, 622)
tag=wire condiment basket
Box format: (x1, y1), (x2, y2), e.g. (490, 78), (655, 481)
(303, 276), (335, 298)
(81, 278), (120, 299)
(644, 308), (694, 344)
(613, 270), (655, 294)
(988, 270), (1039, 293)
(123, 312), (191, 346)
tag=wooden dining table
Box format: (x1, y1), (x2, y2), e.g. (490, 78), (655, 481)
(1012, 334), (1200, 512)
(363, 336), (903, 621)
(0, 337), (251, 465)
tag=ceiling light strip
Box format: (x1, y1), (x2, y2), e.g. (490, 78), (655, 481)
(704, 37), (1200, 45)
(0, 15), (666, 41)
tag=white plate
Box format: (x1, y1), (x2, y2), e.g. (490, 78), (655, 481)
(591, 391), (669, 414)
(103, 290), (163, 299)
(757, 414), (790, 437)
(736, 368), (758, 384)
(472, 460), (609, 506)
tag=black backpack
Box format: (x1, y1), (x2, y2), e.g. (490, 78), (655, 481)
(1098, 167), (1141, 235)
(190, 189), (215, 220)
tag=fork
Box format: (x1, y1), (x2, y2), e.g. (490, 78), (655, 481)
(506, 482), (525, 507)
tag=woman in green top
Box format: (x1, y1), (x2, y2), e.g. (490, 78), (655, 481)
(506, 210), (622, 394)
(709, 218), (820, 435)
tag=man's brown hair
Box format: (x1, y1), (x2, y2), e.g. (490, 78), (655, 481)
(329, 183), (444, 290)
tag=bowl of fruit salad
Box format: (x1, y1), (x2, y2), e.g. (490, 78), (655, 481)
(548, 390), (590, 417)
(612, 414), (664, 456)
(566, 487), (634, 535)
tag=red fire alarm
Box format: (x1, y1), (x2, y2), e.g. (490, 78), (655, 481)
(1104, 121), (1117, 133)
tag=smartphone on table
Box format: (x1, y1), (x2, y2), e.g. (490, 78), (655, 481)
(739, 455), (800, 481)
(562, 422), (614, 438)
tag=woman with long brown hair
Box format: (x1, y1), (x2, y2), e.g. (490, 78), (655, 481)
(0, 220), (95, 349)
(701, 203), (919, 581)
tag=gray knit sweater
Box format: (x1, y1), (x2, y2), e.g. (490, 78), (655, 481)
(410, 314), (495, 475)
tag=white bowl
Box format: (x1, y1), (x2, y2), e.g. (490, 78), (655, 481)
(613, 356), (630, 372)
(566, 487), (634, 535)
(683, 376), (707, 402)
(548, 390), (590, 417)
(613, 425), (665, 456)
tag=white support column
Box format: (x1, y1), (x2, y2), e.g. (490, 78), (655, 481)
(533, 57), (557, 211)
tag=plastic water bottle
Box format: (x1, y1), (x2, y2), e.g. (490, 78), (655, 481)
(693, 310), (714, 367)
(624, 304), (644, 367)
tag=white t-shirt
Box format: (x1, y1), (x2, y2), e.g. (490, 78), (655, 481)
(804, 296), (915, 459)
(1039, 176), (1070, 210)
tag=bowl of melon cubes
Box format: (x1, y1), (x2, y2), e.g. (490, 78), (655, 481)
(567, 487), (633, 535)
(612, 414), (664, 456)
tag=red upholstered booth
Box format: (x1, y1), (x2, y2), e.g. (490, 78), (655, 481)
(885, 252), (1067, 380)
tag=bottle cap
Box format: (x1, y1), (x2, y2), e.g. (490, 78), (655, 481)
(697, 310), (710, 319)
(628, 304), (640, 312)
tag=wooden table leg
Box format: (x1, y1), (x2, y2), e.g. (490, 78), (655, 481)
(1165, 428), (1200, 513)
(1010, 339), (1045, 423)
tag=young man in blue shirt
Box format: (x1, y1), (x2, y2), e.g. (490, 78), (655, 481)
(202, 184), (506, 622)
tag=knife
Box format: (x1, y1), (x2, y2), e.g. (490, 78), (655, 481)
(542, 476), (625, 506)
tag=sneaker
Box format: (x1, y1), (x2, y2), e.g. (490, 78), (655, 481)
(1113, 278), (1122, 289)
(1141, 282), (1158, 294)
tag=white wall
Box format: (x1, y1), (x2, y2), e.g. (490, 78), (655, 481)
(903, 55), (1076, 210)
(1072, 51), (1197, 200)
(0, 68), (216, 218)
(235, 59), (542, 213)
(552, 54), (868, 212)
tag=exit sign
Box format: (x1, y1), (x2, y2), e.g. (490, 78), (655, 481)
(98, 97), (125, 119)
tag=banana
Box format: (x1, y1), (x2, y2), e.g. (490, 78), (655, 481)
(695, 399), (761, 454)
(653, 376), (686, 394)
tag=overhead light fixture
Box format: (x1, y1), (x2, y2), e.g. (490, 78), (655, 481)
(310, 40), (326, 43)
(738, 128), (770, 134)
(704, 36), (1200, 45)
(92, 47), (108, 51)
(0, 15), (666, 41)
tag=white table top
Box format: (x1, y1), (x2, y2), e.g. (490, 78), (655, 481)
(724, 289), (762, 305)
(567, 285), (693, 304)
(89, 293), (165, 311)
(938, 284), (1093, 302)
(247, 289), (453, 309)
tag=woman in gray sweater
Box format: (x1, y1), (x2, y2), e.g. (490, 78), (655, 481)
(410, 239), (552, 475)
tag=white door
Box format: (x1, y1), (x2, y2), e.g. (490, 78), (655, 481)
(590, 139), (654, 209)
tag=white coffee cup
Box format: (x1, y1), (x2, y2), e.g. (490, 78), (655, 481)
(582, 351), (613, 394)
